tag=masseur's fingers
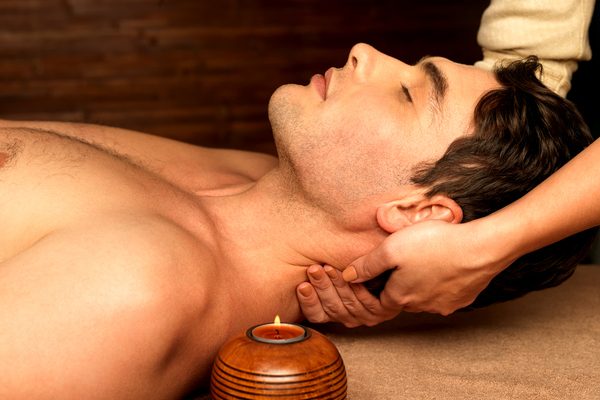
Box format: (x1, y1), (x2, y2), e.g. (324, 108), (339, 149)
(342, 239), (397, 283)
(299, 265), (398, 327)
(346, 282), (399, 325)
(297, 282), (331, 324)
(305, 265), (361, 327)
(321, 266), (377, 326)
(322, 266), (396, 326)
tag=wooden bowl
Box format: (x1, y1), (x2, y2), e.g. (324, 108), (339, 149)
(210, 324), (347, 399)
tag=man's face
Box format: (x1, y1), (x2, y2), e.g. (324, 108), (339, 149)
(268, 43), (498, 211)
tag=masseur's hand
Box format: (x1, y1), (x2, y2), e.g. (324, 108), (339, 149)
(349, 220), (515, 316)
(297, 265), (398, 327)
(298, 220), (512, 325)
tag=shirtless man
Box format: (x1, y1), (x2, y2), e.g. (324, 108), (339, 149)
(0, 42), (592, 399)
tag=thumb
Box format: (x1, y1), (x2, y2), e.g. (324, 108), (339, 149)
(342, 241), (398, 283)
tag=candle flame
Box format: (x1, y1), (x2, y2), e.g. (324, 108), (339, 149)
(274, 315), (281, 326)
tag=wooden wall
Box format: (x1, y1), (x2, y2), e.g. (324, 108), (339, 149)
(0, 0), (596, 152)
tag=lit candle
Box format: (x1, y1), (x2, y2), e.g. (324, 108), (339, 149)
(211, 315), (347, 398)
(248, 315), (309, 344)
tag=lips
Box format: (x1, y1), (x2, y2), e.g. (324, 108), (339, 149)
(310, 67), (333, 100)
(310, 74), (326, 100)
(324, 68), (333, 95)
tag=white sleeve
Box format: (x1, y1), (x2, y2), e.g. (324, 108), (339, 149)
(474, 0), (595, 97)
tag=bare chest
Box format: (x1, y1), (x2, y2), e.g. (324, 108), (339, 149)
(0, 130), (213, 260)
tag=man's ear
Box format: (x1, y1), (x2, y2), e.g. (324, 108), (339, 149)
(376, 194), (463, 233)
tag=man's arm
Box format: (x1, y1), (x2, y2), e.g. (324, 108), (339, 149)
(475, 0), (595, 97)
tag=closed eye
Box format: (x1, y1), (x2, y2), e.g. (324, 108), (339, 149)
(402, 85), (413, 103)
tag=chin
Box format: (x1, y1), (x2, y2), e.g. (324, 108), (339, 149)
(268, 84), (302, 125)
(268, 84), (308, 154)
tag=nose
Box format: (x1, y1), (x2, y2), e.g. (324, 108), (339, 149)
(346, 43), (383, 81)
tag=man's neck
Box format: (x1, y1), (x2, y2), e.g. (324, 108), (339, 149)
(183, 164), (387, 324)
(199, 168), (384, 273)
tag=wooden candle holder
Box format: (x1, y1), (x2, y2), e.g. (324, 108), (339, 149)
(210, 324), (347, 399)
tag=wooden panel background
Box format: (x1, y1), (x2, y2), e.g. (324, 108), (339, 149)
(0, 0), (596, 152)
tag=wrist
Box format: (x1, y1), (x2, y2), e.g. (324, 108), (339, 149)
(467, 212), (522, 275)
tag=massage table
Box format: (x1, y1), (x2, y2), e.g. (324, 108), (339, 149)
(195, 264), (600, 399)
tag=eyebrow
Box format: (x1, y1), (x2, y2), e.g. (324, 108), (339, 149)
(416, 56), (448, 113)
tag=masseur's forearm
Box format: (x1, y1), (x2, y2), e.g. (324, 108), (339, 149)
(483, 138), (600, 267)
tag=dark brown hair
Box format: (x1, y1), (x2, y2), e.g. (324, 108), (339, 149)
(411, 56), (597, 308)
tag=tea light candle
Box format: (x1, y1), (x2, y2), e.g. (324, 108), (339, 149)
(249, 315), (308, 344)
(211, 315), (347, 399)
